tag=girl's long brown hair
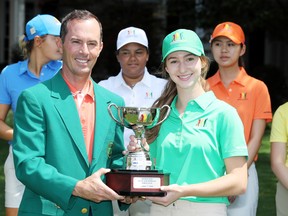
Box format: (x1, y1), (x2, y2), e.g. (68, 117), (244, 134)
(146, 56), (210, 143)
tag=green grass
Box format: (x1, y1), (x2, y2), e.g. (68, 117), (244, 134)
(256, 124), (277, 215)
(0, 122), (277, 215)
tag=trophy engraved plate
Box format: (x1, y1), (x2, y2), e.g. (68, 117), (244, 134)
(106, 104), (170, 196)
(133, 177), (160, 189)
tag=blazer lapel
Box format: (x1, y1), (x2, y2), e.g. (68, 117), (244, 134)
(51, 73), (89, 166)
(91, 83), (112, 164)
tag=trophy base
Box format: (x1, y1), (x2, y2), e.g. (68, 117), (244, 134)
(106, 169), (169, 197)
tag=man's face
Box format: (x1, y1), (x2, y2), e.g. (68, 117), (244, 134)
(61, 18), (103, 77)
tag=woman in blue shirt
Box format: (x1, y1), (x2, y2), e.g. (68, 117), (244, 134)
(0, 14), (62, 216)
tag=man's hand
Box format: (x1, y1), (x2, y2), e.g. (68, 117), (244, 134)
(72, 168), (124, 202)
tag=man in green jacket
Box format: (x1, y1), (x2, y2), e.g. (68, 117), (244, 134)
(13, 9), (131, 216)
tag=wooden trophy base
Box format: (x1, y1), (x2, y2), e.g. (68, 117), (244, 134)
(106, 169), (169, 197)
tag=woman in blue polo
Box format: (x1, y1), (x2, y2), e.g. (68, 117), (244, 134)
(141, 29), (248, 215)
(0, 14), (62, 216)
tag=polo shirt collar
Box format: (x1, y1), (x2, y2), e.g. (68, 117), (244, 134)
(209, 67), (248, 87)
(18, 59), (61, 76)
(171, 91), (216, 112)
(117, 67), (152, 88)
(193, 91), (216, 110)
(19, 59), (29, 75)
(61, 72), (95, 100)
(232, 67), (248, 86)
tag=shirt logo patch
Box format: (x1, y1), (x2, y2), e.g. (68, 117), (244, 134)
(145, 91), (153, 99)
(196, 118), (208, 127)
(238, 92), (247, 100)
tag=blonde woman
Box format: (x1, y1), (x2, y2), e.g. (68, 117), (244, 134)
(0, 14), (62, 216)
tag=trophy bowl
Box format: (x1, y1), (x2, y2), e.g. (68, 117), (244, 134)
(106, 104), (170, 196)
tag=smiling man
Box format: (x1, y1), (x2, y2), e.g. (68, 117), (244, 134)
(12, 9), (133, 216)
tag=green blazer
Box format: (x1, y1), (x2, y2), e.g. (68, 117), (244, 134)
(13, 72), (126, 216)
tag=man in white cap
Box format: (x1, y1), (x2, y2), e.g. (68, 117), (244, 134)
(99, 26), (167, 216)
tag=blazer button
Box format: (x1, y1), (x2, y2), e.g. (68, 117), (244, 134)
(81, 208), (88, 214)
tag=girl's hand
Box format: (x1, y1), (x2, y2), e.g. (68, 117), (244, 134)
(147, 184), (182, 206)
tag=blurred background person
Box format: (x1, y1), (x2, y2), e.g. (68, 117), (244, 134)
(99, 26), (167, 216)
(270, 102), (288, 216)
(0, 14), (62, 216)
(207, 22), (272, 216)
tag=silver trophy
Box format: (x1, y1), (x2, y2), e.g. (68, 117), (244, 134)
(107, 104), (170, 170)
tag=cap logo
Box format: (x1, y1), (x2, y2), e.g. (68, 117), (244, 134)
(224, 23), (230, 30)
(222, 23), (234, 34)
(126, 29), (136, 37)
(171, 32), (185, 43)
(30, 27), (36, 35)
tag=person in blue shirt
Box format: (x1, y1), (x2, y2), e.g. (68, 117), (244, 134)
(0, 14), (62, 216)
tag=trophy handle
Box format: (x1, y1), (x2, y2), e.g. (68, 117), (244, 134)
(154, 104), (171, 126)
(107, 103), (124, 126)
(147, 105), (171, 129)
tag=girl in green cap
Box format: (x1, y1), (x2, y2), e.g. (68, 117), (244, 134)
(128, 29), (248, 215)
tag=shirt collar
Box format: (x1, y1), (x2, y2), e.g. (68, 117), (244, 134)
(193, 91), (216, 110)
(62, 72), (94, 100)
(116, 67), (152, 88)
(209, 67), (248, 87)
(171, 91), (216, 112)
(19, 59), (29, 75)
(18, 59), (62, 75)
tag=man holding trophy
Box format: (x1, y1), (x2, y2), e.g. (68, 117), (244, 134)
(12, 10), (135, 216)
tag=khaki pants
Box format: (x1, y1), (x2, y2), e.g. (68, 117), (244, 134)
(227, 162), (258, 216)
(276, 182), (288, 216)
(150, 200), (227, 216)
(112, 199), (152, 216)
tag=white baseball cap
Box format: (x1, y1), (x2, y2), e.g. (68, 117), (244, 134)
(116, 27), (148, 50)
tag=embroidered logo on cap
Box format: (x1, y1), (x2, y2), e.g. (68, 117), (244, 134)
(30, 27), (36, 35)
(172, 32), (185, 43)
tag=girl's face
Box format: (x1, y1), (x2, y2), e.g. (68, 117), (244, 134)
(38, 35), (62, 61)
(211, 36), (245, 68)
(165, 51), (202, 90)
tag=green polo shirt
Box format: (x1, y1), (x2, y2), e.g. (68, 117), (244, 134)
(149, 91), (248, 205)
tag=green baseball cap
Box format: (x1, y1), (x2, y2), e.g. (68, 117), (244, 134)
(162, 29), (205, 62)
